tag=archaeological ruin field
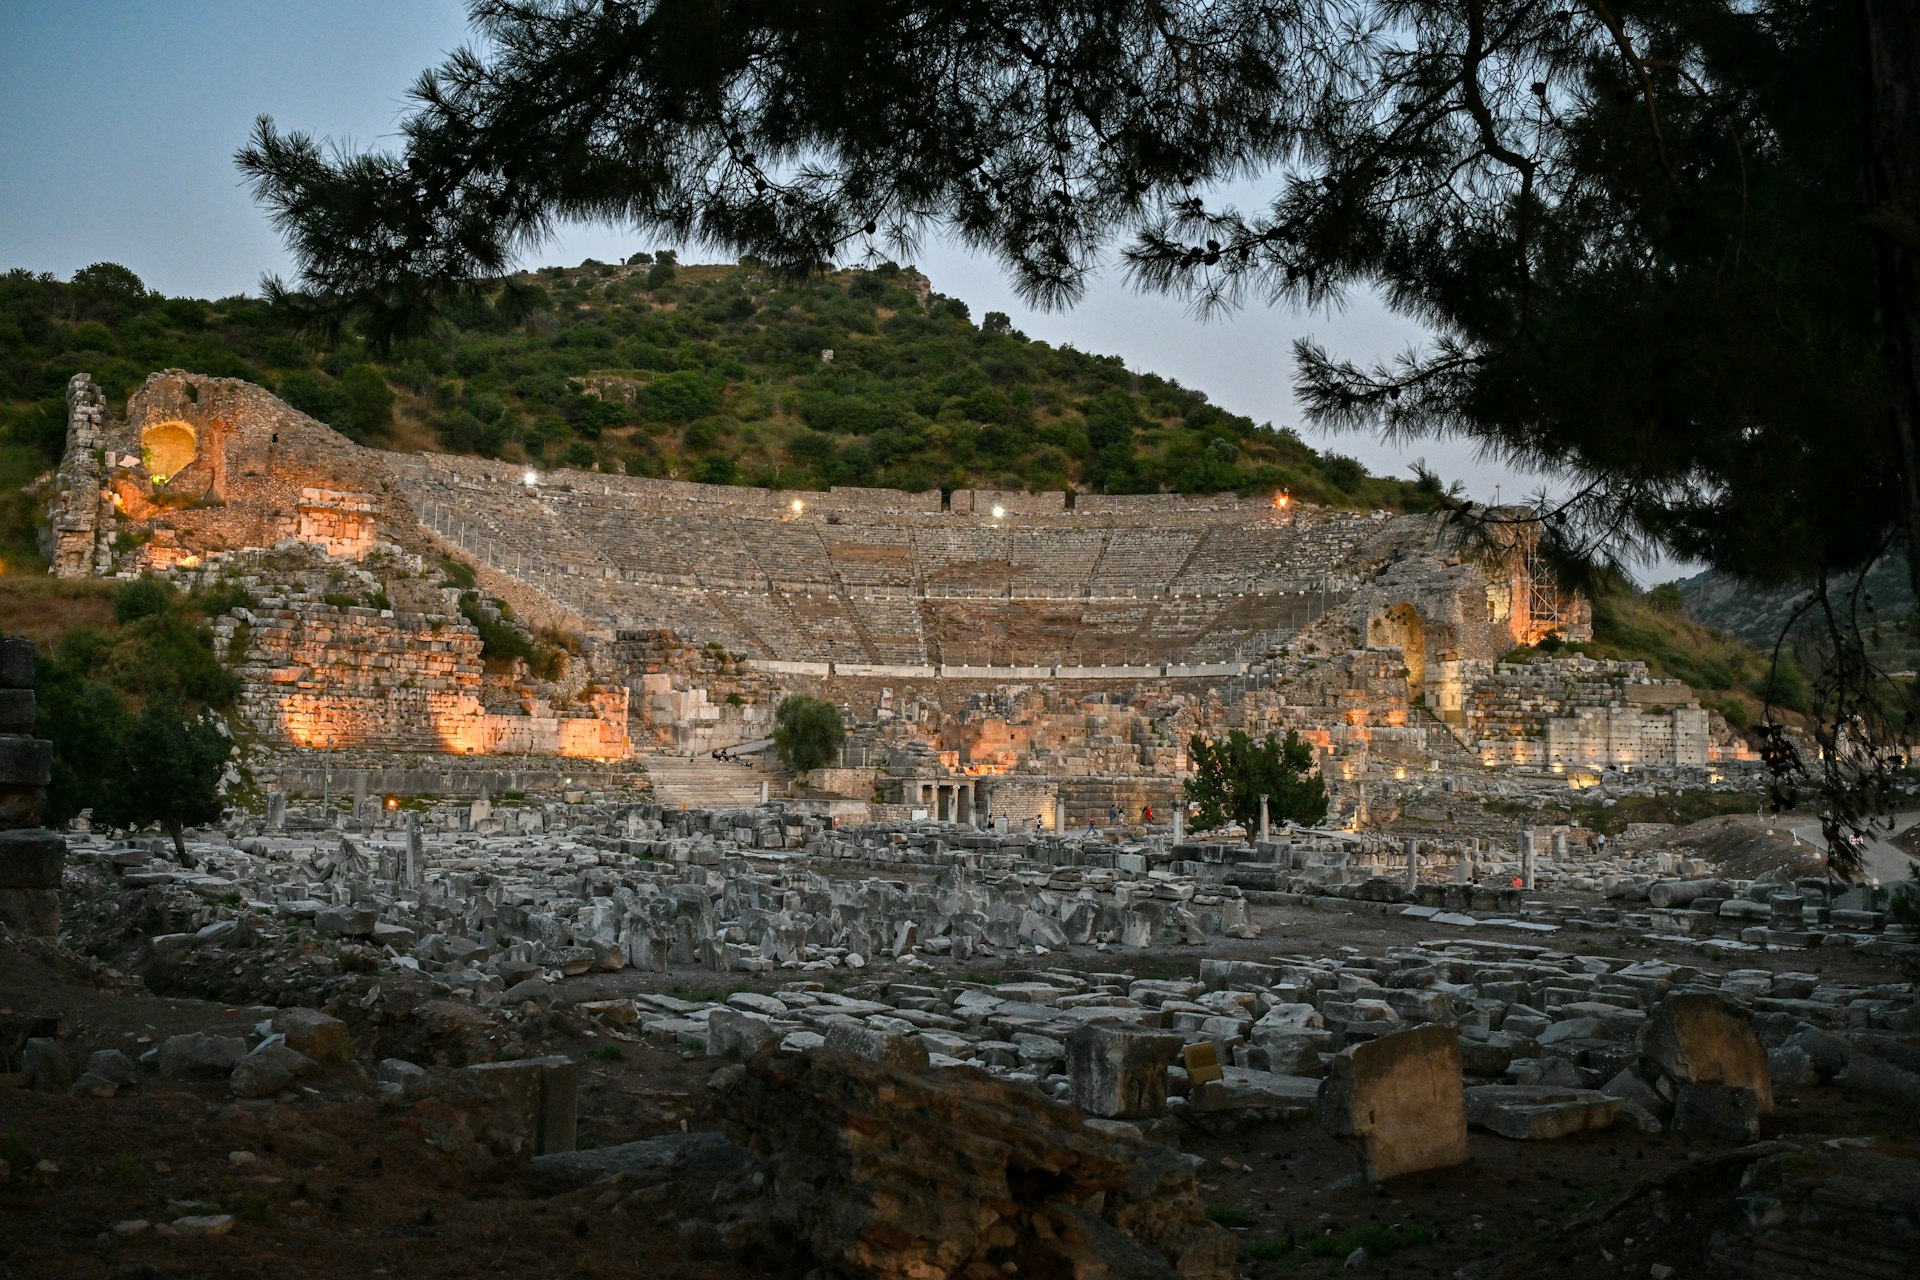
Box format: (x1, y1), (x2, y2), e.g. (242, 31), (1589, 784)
(0, 354), (1913, 1280)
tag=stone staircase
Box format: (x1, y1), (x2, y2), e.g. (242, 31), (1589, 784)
(641, 755), (767, 808)
(1417, 705), (1480, 766)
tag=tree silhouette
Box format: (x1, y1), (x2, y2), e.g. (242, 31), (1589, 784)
(92, 700), (233, 866)
(236, 1), (1913, 596)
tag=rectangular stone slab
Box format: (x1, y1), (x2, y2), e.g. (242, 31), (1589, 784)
(1316, 1023), (1468, 1182)
(1464, 1085), (1621, 1139)
(1066, 1024), (1184, 1119)
(1640, 992), (1773, 1114)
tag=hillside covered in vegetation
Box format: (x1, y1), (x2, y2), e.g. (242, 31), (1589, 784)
(0, 256), (1446, 572)
(1675, 554), (1919, 676)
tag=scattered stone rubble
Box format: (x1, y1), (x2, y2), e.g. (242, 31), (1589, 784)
(48, 796), (1920, 1132)
(16, 788), (1920, 1279)
(66, 792), (1914, 1011)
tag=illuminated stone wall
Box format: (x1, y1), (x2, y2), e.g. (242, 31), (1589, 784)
(46, 369), (1664, 787)
(1461, 656), (1727, 768)
(46, 373), (108, 577)
(215, 597), (629, 759)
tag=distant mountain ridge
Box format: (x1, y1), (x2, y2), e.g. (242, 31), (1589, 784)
(1674, 553), (1917, 670)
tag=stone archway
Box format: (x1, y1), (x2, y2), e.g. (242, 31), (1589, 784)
(1369, 603), (1427, 697)
(141, 420), (197, 483)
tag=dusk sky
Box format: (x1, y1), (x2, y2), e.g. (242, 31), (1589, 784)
(0, 1), (1677, 580)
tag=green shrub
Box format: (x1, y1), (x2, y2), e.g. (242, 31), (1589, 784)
(192, 579), (256, 617)
(112, 576), (176, 624)
(773, 694), (845, 772)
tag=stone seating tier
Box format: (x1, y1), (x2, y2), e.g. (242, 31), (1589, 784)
(383, 455), (1406, 667)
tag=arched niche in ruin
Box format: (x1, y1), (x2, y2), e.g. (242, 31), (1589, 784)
(1369, 602), (1428, 697)
(141, 420), (197, 483)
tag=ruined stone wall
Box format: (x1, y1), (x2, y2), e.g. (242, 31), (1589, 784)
(215, 594), (629, 759)
(46, 374), (108, 577)
(608, 630), (788, 754)
(1462, 656), (1716, 767)
(93, 371), (409, 568)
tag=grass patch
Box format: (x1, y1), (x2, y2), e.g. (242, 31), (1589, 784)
(0, 576), (117, 649)
(1204, 1203), (1251, 1229)
(586, 1044), (623, 1063)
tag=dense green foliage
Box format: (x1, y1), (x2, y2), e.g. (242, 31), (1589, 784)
(34, 576), (238, 857)
(90, 699), (232, 864)
(0, 260), (1429, 527)
(773, 694), (845, 774)
(1184, 729), (1328, 833)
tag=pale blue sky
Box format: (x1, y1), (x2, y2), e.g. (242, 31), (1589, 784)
(0, 1), (1676, 578)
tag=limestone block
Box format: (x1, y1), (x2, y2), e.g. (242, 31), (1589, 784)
(0, 737), (51, 789)
(1182, 1041), (1225, 1085)
(1767, 1042), (1819, 1089)
(1463, 1085), (1620, 1139)
(314, 904), (377, 937)
(22, 1038), (71, 1092)
(1844, 1050), (1920, 1108)
(1669, 1082), (1760, 1143)
(1640, 992), (1773, 1114)
(230, 1055), (296, 1099)
(465, 1055), (578, 1154)
(159, 1032), (247, 1079)
(85, 1049), (136, 1086)
(1065, 1024), (1184, 1119)
(1316, 1024), (1469, 1182)
(0, 690), (35, 736)
(0, 639), (35, 691)
(708, 1008), (781, 1060)
(823, 1017), (930, 1072)
(272, 1008), (349, 1064)
(1018, 909), (1069, 950)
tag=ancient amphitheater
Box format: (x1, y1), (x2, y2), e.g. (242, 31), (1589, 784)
(40, 369), (1749, 823)
(390, 450), (1383, 670)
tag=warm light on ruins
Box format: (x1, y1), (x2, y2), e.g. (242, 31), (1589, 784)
(140, 419), (197, 482)
(523, 469), (539, 487)
(990, 504), (1006, 520)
